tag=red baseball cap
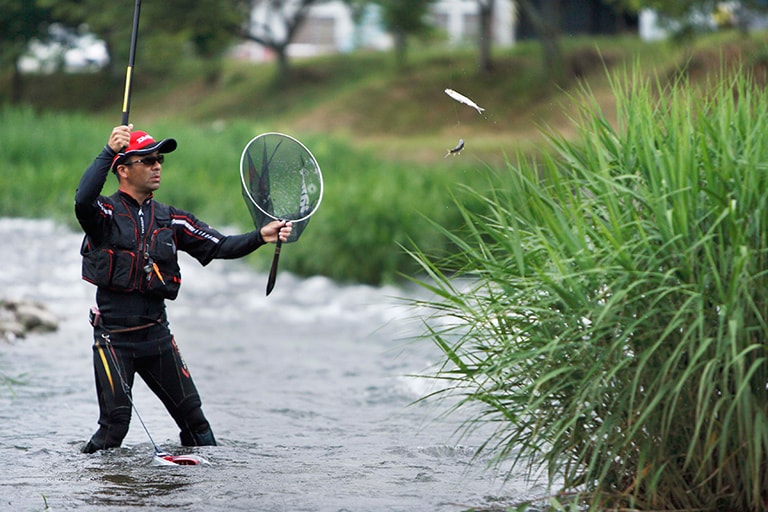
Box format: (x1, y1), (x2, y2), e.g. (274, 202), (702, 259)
(111, 130), (177, 171)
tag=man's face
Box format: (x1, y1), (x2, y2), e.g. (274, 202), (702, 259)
(118, 151), (163, 194)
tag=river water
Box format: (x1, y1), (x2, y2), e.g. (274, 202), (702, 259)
(0, 218), (548, 512)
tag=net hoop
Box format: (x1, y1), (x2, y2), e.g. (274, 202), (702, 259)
(239, 132), (323, 224)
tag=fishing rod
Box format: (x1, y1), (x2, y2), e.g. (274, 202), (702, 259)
(122, 0), (141, 125)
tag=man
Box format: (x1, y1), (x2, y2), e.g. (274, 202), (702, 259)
(75, 124), (291, 453)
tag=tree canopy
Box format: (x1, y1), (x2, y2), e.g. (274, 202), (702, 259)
(372, 0), (437, 69)
(26, 0), (242, 76)
(0, 0), (53, 101)
(240, 0), (320, 80)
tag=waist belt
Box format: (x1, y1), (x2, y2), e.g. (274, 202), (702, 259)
(90, 307), (164, 334)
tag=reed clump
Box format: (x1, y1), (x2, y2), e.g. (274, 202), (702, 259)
(409, 67), (768, 510)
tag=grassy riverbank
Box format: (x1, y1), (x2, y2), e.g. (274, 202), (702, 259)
(2, 32), (767, 284)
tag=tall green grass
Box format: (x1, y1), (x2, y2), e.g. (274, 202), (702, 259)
(408, 67), (768, 509)
(0, 106), (485, 284)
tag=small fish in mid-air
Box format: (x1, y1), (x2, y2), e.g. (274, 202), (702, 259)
(444, 138), (465, 158)
(444, 88), (485, 114)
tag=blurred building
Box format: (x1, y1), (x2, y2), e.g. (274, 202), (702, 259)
(18, 24), (109, 74)
(430, 0), (516, 47)
(235, 0), (517, 62)
(293, 0), (518, 52)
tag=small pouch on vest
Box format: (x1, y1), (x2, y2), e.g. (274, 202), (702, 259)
(81, 236), (137, 291)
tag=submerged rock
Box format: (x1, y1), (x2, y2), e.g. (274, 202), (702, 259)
(0, 299), (58, 341)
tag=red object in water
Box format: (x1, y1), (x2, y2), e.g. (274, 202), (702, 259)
(152, 452), (208, 466)
(163, 455), (201, 465)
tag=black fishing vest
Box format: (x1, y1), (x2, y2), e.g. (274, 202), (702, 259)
(80, 195), (182, 300)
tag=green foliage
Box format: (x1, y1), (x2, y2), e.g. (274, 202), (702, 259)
(36, 0), (241, 77)
(408, 67), (768, 509)
(9, 33), (724, 159)
(4, 34), (767, 287)
(0, 106), (482, 285)
(374, 0), (437, 34)
(0, 0), (53, 68)
(373, 0), (439, 68)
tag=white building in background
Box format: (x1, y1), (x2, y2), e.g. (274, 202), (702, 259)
(235, 0), (516, 62)
(432, 0), (515, 47)
(18, 25), (109, 74)
(290, 1), (387, 57)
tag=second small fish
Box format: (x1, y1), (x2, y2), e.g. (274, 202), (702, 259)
(444, 138), (465, 158)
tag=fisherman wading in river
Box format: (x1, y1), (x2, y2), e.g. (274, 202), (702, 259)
(75, 124), (292, 453)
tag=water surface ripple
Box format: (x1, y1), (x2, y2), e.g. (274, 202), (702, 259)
(0, 219), (546, 511)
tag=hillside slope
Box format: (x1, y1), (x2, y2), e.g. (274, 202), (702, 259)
(14, 33), (768, 165)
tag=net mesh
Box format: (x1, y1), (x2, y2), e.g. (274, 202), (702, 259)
(240, 133), (322, 243)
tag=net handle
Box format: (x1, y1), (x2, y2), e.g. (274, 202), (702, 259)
(239, 132), (323, 224)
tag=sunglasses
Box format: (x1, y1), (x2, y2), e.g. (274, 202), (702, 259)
(124, 154), (164, 166)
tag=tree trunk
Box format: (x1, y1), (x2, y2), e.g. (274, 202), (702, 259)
(516, 0), (565, 83)
(11, 60), (22, 104)
(478, 0), (494, 74)
(275, 45), (290, 82)
(394, 28), (407, 70)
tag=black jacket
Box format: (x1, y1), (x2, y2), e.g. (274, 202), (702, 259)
(75, 146), (265, 320)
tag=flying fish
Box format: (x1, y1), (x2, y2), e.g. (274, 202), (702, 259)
(444, 138), (465, 158)
(444, 88), (485, 114)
